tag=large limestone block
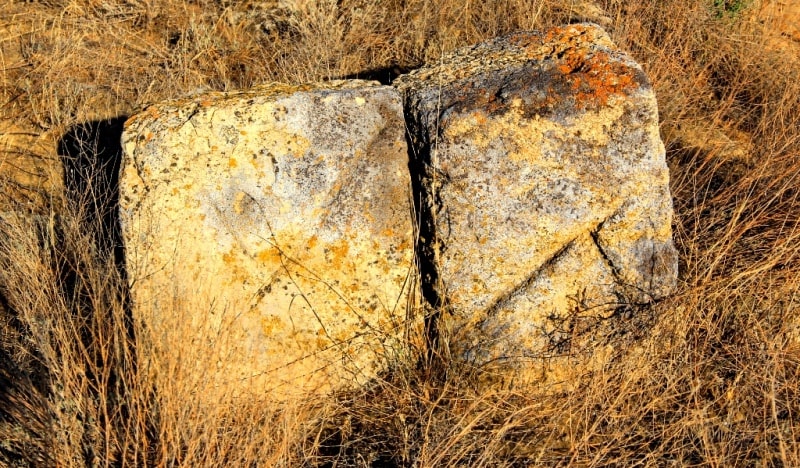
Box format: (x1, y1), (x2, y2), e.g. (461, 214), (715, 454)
(120, 81), (414, 399)
(395, 24), (678, 369)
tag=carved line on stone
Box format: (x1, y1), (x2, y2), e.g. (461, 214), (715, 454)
(589, 215), (622, 280)
(591, 212), (663, 304)
(481, 234), (582, 321)
(460, 217), (641, 367)
(590, 213), (656, 308)
(467, 214), (621, 342)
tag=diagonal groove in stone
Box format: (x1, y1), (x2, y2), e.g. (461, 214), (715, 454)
(590, 214), (668, 304)
(482, 236), (581, 319)
(590, 214), (622, 282)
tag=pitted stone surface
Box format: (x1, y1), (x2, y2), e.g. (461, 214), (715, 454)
(396, 24), (678, 369)
(120, 80), (414, 398)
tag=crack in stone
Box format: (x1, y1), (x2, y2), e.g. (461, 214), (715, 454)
(403, 99), (446, 364)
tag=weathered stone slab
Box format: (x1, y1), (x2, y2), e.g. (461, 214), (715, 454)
(120, 81), (414, 399)
(395, 24), (678, 370)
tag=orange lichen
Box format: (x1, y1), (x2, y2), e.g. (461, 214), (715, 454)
(123, 115), (137, 129)
(543, 24), (583, 44)
(472, 110), (488, 126)
(513, 24), (639, 109)
(558, 50), (638, 108)
(146, 106), (160, 119)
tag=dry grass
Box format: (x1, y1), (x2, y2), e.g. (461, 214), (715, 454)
(2, 0), (800, 465)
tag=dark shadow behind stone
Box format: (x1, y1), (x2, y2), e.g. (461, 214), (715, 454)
(56, 118), (151, 464)
(337, 65), (415, 85)
(58, 117), (128, 268)
(57, 116), (135, 352)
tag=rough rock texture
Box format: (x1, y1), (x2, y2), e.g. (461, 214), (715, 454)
(120, 81), (414, 399)
(395, 24), (678, 369)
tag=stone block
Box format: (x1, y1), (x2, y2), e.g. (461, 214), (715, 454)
(396, 24), (678, 369)
(120, 81), (414, 399)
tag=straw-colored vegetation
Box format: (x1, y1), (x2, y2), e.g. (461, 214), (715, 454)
(2, 0), (800, 465)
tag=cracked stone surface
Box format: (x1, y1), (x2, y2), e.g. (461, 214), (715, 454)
(396, 24), (678, 370)
(120, 81), (414, 400)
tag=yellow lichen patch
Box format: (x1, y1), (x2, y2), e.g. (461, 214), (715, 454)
(306, 235), (318, 250)
(326, 241), (351, 269)
(443, 105), (520, 150)
(222, 251), (237, 265)
(248, 154), (263, 171)
(260, 315), (283, 337)
(472, 110), (488, 126)
(258, 129), (311, 158)
(232, 191), (247, 214)
(256, 247), (281, 265)
(444, 105), (536, 163)
(315, 328), (331, 350)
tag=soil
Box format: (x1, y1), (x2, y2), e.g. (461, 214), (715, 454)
(753, 0), (800, 52)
